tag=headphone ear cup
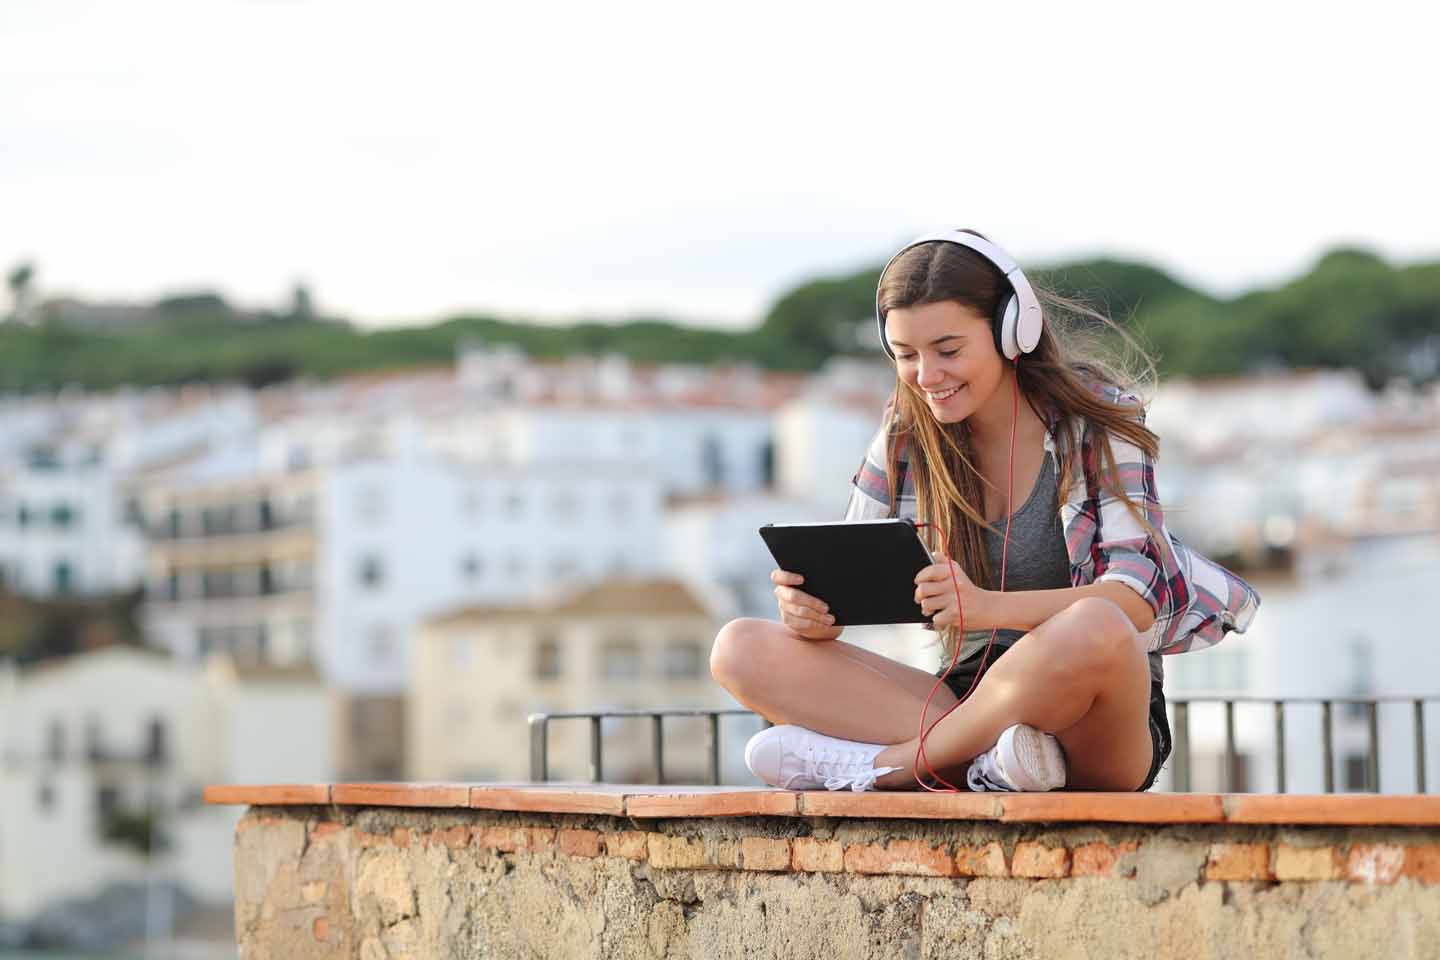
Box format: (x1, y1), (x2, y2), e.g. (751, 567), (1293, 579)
(995, 294), (1019, 360)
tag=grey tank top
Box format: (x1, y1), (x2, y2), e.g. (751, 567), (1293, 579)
(946, 451), (1164, 684)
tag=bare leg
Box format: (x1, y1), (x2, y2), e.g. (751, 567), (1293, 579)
(872, 597), (1155, 791)
(709, 618), (960, 747)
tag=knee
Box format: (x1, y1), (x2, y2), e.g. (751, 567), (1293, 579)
(709, 618), (770, 693)
(1052, 597), (1140, 671)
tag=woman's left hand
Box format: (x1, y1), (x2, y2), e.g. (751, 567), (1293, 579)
(914, 553), (988, 629)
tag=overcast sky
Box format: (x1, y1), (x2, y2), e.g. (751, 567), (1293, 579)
(2, 1), (1436, 329)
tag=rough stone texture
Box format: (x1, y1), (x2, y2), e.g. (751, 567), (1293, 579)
(955, 841), (1009, 878)
(1275, 843), (1341, 881)
(845, 839), (955, 877)
(1205, 842), (1272, 881)
(1072, 842), (1138, 878)
(791, 838), (844, 873)
(232, 808), (1440, 959)
(1011, 842), (1070, 879)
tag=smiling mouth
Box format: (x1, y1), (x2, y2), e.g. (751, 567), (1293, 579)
(926, 384), (965, 402)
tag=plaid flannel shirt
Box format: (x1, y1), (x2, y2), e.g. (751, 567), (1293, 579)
(845, 385), (1260, 655)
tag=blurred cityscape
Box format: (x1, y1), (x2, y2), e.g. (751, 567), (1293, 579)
(0, 341), (1438, 952)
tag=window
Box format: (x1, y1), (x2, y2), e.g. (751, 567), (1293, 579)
(258, 499), (276, 530)
(47, 719), (66, 763)
(534, 636), (561, 680)
(259, 564), (276, 595)
(51, 503), (77, 528)
(505, 491), (525, 519)
(460, 554), (482, 581)
(16, 503), (30, 529)
(97, 784), (120, 818)
(358, 554), (385, 589)
(167, 508), (183, 539)
(53, 560), (75, 595)
(462, 489), (482, 517)
(662, 640), (705, 680)
(505, 554), (527, 580)
(37, 781), (56, 813)
(702, 435), (725, 488)
(601, 640), (641, 681)
(758, 440), (776, 487)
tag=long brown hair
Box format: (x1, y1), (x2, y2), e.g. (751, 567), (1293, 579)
(877, 237), (1159, 644)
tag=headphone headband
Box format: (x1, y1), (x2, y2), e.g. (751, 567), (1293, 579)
(874, 229), (1043, 361)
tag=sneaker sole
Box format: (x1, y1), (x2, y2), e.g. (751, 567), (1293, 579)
(1000, 724), (1066, 791)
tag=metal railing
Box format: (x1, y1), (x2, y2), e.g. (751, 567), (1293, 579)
(1168, 695), (1437, 793)
(529, 708), (758, 785)
(528, 696), (1440, 793)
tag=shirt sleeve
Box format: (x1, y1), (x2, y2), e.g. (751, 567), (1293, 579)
(844, 417), (896, 521)
(1084, 412), (1188, 653)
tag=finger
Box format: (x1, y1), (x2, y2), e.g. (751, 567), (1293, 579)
(774, 586), (829, 615)
(771, 569), (804, 586)
(782, 602), (834, 625)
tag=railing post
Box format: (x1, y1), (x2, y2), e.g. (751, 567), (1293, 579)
(707, 713), (721, 786)
(1274, 701), (1286, 794)
(1173, 702), (1191, 792)
(1367, 702), (1381, 793)
(590, 715), (603, 783)
(1416, 700), (1428, 794)
(652, 714), (666, 785)
(1322, 701), (1335, 793)
(528, 714), (549, 782)
(1224, 700), (1237, 792)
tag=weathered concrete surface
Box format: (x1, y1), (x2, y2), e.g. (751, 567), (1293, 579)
(232, 808), (1440, 959)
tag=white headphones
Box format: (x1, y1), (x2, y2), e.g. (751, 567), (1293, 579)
(874, 229), (1043, 361)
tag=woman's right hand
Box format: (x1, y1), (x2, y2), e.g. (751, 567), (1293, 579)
(771, 569), (843, 641)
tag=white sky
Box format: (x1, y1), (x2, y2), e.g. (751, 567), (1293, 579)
(2, 1), (1436, 330)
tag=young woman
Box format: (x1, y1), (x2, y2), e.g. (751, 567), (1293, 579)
(709, 229), (1259, 793)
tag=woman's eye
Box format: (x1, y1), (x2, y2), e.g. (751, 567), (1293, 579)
(896, 353), (917, 362)
(938, 350), (959, 358)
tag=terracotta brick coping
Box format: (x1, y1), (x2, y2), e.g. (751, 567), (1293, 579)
(203, 783), (1440, 826)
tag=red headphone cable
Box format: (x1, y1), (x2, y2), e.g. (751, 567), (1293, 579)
(911, 362), (1021, 792)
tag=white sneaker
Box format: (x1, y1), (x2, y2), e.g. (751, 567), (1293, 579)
(966, 723), (1067, 792)
(744, 724), (902, 792)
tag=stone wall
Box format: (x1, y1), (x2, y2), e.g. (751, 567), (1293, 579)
(232, 806), (1440, 958)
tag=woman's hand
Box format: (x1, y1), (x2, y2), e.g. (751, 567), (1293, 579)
(771, 569), (843, 641)
(914, 553), (989, 629)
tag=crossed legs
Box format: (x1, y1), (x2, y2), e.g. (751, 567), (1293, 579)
(709, 597), (1154, 791)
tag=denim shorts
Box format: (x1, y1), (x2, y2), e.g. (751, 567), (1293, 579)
(938, 644), (1172, 792)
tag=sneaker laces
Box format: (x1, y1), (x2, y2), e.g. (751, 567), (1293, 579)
(966, 751), (1014, 792)
(802, 745), (894, 792)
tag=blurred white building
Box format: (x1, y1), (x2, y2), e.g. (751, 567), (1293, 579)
(0, 647), (332, 926)
(0, 387), (257, 598)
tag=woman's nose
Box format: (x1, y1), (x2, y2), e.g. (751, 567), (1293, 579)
(917, 358), (942, 386)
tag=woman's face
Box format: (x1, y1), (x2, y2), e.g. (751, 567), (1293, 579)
(886, 300), (1005, 425)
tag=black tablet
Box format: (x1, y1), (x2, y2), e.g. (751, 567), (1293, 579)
(758, 519), (935, 626)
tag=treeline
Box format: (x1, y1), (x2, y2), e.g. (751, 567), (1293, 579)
(1, 247), (1436, 392)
